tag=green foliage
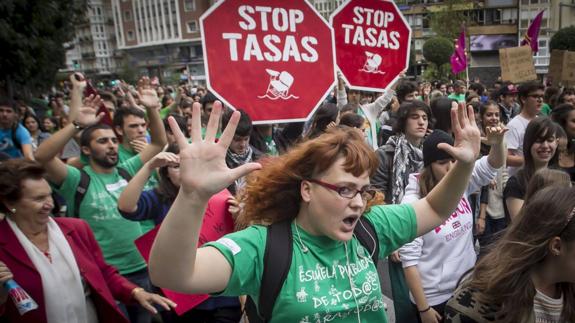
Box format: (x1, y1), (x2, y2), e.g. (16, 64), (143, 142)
(423, 37), (454, 67)
(0, 0), (86, 96)
(118, 59), (139, 85)
(550, 26), (575, 51)
(429, 0), (469, 41)
(422, 63), (453, 83)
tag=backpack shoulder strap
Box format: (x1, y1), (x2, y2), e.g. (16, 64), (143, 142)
(256, 219), (294, 322)
(11, 123), (21, 150)
(74, 169), (91, 218)
(117, 167), (132, 181)
(354, 217), (380, 266)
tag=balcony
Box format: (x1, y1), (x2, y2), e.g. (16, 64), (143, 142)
(81, 52), (96, 59)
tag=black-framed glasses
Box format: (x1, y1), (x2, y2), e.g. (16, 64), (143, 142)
(307, 179), (377, 201)
(528, 94), (544, 100)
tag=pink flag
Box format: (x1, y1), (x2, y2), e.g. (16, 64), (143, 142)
(450, 29), (467, 75)
(521, 10), (545, 53)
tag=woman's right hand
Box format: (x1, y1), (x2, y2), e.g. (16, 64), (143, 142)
(167, 101), (261, 200)
(0, 261), (14, 304)
(420, 307), (442, 323)
(146, 152), (179, 170)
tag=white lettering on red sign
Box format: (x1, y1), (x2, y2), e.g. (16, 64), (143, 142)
(221, 5), (319, 63)
(340, 6), (400, 49)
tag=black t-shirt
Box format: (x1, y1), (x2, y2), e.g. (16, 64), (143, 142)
(503, 175), (526, 221)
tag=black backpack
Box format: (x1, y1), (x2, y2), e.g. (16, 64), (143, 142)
(72, 168), (132, 218)
(244, 217), (380, 323)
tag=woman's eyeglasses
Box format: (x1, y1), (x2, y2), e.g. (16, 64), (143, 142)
(307, 179), (377, 201)
(528, 94), (544, 101)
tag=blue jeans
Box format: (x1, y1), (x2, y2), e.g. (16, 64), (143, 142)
(118, 268), (153, 323)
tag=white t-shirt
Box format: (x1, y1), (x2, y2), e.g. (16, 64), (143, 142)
(504, 114), (531, 176)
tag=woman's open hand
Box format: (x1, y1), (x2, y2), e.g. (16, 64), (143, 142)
(167, 101), (261, 200)
(437, 103), (481, 165)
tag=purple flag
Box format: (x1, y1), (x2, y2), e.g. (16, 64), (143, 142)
(450, 30), (467, 75)
(521, 10), (545, 52)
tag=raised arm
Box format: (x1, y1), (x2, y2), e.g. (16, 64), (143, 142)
(118, 152), (179, 214)
(149, 101), (261, 293)
(412, 104), (481, 237)
(136, 77), (168, 164)
(35, 74), (102, 185)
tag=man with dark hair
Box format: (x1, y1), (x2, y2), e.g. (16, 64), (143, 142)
(0, 98), (34, 159)
(200, 92), (219, 126)
(113, 106), (149, 163)
(497, 82), (520, 124)
(35, 74), (167, 323)
(221, 107), (262, 194)
(504, 81), (545, 175)
(448, 80), (467, 103)
(396, 81), (419, 104)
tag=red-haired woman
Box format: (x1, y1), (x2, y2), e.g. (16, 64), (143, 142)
(149, 100), (482, 323)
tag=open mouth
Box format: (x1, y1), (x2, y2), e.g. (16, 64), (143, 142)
(343, 215), (360, 226)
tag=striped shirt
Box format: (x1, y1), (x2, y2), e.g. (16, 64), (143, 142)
(534, 289), (563, 323)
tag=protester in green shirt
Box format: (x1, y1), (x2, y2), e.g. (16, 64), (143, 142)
(35, 73), (168, 323)
(448, 80), (467, 103)
(149, 99), (482, 322)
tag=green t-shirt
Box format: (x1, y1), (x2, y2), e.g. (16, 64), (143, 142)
(205, 203), (417, 323)
(117, 145), (158, 233)
(540, 103), (551, 116)
(448, 93), (466, 103)
(55, 156), (147, 275)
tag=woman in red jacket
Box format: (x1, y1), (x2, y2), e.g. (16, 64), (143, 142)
(0, 159), (176, 323)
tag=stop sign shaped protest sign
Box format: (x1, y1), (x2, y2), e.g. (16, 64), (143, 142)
(200, 0), (336, 124)
(331, 0), (411, 92)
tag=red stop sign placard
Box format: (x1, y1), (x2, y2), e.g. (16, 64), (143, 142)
(200, 0), (336, 124)
(330, 0), (411, 92)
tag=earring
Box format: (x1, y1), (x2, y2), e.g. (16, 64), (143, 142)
(10, 208), (16, 214)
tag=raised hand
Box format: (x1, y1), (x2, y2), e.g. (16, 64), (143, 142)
(482, 124), (508, 146)
(75, 94), (104, 127)
(70, 72), (87, 92)
(437, 103), (481, 165)
(167, 101), (261, 200)
(137, 77), (161, 110)
(146, 152), (179, 170)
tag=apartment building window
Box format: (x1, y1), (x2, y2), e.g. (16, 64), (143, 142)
(127, 31), (135, 41)
(124, 10), (132, 21)
(184, 0), (196, 12)
(97, 7), (101, 16)
(187, 21), (198, 33)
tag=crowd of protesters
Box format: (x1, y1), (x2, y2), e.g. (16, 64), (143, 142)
(0, 71), (574, 323)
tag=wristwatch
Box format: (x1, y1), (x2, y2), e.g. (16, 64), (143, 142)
(72, 120), (86, 131)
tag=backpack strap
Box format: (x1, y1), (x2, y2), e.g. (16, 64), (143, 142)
(354, 217), (380, 265)
(74, 169), (91, 218)
(73, 167), (131, 218)
(117, 167), (132, 182)
(11, 123), (21, 151)
(245, 219), (293, 323)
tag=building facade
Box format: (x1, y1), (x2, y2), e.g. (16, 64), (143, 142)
(109, 0), (212, 84)
(63, 0), (121, 76)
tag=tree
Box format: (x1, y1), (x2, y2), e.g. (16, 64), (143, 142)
(423, 37), (454, 67)
(0, 0), (86, 97)
(422, 37), (455, 81)
(429, 0), (469, 41)
(550, 26), (575, 52)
